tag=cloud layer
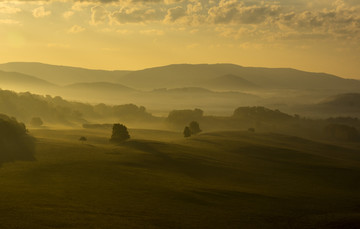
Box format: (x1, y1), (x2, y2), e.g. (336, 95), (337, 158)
(0, 0), (359, 41)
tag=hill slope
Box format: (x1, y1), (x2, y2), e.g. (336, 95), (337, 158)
(2, 62), (359, 92)
(0, 62), (131, 85)
(204, 74), (259, 90)
(0, 70), (56, 92)
(118, 64), (360, 91)
(1, 129), (360, 228)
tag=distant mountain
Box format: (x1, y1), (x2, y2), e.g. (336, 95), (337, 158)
(2, 62), (359, 92)
(0, 62), (131, 85)
(204, 74), (258, 90)
(118, 63), (360, 91)
(0, 70), (56, 92)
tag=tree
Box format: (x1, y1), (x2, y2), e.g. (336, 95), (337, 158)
(79, 136), (87, 143)
(189, 121), (201, 135)
(30, 117), (43, 127)
(0, 114), (35, 164)
(183, 126), (191, 138)
(110, 123), (130, 143)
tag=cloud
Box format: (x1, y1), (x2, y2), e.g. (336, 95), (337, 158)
(68, 25), (85, 33)
(63, 10), (74, 19)
(277, 3), (360, 40)
(111, 6), (159, 24)
(32, 6), (51, 18)
(90, 5), (109, 25)
(0, 5), (21, 14)
(207, 0), (281, 24)
(164, 6), (186, 23)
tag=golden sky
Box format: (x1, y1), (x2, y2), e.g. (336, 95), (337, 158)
(0, 0), (359, 79)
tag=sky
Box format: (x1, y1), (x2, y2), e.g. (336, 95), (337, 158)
(0, 0), (359, 79)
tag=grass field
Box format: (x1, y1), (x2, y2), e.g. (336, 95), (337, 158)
(1, 128), (360, 228)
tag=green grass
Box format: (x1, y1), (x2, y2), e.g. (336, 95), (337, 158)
(1, 128), (360, 228)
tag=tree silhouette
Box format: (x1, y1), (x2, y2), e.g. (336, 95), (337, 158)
(183, 126), (191, 138)
(79, 136), (87, 143)
(110, 123), (130, 143)
(0, 114), (35, 164)
(189, 121), (201, 135)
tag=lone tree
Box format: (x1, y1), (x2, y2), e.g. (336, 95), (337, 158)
(30, 117), (43, 127)
(79, 136), (87, 143)
(183, 126), (191, 138)
(189, 121), (201, 135)
(110, 123), (130, 143)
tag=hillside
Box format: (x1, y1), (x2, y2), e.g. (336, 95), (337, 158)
(293, 93), (360, 118)
(320, 93), (360, 109)
(0, 89), (155, 126)
(1, 129), (359, 228)
(0, 70), (56, 92)
(118, 63), (360, 91)
(204, 74), (259, 90)
(2, 62), (359, 93)
(0, 62), (131, 85)
(64, 82), (135, 92)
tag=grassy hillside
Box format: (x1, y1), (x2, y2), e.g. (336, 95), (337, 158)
(1, 128), (360, 228)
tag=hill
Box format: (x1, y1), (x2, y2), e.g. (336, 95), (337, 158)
(0, 62), (131, 85)
(3, 62), (359, 92)
(295, 93), (360, 117)
(0, 70), (56, 92)
(118, 63), (360, 91)
(0, 89), (155, 126)
(65, 82), (135, 92)
(62, 82), (138, 103)
(320, 93), (360, 109)
(203, 74), (259, 90)
(1, 128), (360, 228)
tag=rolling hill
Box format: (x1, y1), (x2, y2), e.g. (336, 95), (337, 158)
(117, 63), (360, 91)
(0, 62), (131, 85)
(1, 128), (360, 228)
(204, 74), (259, 90)
(2, 62), (359, 93)
(0, 70), (56, 92)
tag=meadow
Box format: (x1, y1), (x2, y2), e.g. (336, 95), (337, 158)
(1, 127), (360, 228)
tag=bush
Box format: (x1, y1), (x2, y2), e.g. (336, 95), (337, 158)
(0, 114), (35, 163)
